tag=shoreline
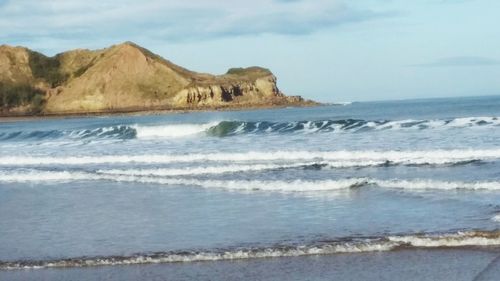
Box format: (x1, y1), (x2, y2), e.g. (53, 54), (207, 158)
(2, 248), (499, 281)
(0, 102), (322, 123)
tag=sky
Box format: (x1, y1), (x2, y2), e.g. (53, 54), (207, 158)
(0, 0), (499, 102)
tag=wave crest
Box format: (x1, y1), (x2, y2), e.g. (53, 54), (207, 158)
(206, 116), (500, 137)
(1, 149), (499, 166)
(2, 171), (500, 191)
(1, 116), (498, 142)
(2, 230), (499, 270)
(134, 123), (218, 139)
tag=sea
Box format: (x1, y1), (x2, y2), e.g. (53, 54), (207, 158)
(1, 96), (500, 280)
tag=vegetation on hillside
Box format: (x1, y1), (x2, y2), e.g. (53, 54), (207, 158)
(0, 42), (312, 116)
(226, 68), (249, 75)
(226, 67), (271, 79)
(28, 51), (68, 87)
(0, 82), (45, 113)
(73, 60), (95, 78)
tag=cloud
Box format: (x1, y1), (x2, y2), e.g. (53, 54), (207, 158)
(0, 0), (389, 45)
(412, 56), (500, 67)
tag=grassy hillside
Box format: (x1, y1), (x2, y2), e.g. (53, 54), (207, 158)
(0, 83), (44, 113)
(0, 42), (315, 116)
(28, 51), (69, 87)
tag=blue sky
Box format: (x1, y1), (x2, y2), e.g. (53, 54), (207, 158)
(1, 0), (499, 102)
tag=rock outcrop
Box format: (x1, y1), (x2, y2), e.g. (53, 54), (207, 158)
(0, 42), (316, 116)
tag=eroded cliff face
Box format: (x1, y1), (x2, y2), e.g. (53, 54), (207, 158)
(0, 42), (316, 116)
(175, 70), (284, 107)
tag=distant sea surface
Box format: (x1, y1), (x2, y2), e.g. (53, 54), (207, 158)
(1, 96), (500, 280)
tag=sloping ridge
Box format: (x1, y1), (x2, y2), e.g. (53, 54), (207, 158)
(0, 42), (315, 116)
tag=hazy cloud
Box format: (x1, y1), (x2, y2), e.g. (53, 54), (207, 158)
(0, 0), (389, 45)
(413, 56), (500, 67)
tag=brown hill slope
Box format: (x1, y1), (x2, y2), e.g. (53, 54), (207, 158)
(0, 42), (316, 116)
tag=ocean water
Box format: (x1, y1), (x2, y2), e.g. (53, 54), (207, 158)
(1, 96), (500, 279)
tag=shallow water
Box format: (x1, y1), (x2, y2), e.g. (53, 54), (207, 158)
(2, 249), (500, 281)
(1, 96), (500, 277)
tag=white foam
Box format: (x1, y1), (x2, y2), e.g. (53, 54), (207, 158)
(492, 214), (500, 222)
(388, 231), (500, 247)
(0, 241), (398, 270)
(0, 170), (91, 182)
(133, 122), (218, 139)
(3, 230), (499, 270)
(331, 101), (353, 106)
(380, 117), (499, 131)
(107, 177), (368, 192)
(332, 116), (500, 133)
(376, 179), (500, 191)
(0, 170), (369, 191)
(97, 163), (307, 177)
(192, 178), (367, 192)
(117, 177), (500, 191)
(95, 161), (398, 177)
(447, 117), (500, 128)
(3, 170), (500, 192)
(1, 148), (499, 166)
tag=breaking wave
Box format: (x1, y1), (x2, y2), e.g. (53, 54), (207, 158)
(2, 230), (499, 270)
(206, 116), (500, 137)
(0, 123), (213, 142)
(0, 149), (499, 166)
(97, 163), (311, 177)
(133, 122), (218, 139)
(1, 116), (499, 142)
(0, 171), (368, 191)
(0, 125), (136, 142)
(2, 170), (500, 192)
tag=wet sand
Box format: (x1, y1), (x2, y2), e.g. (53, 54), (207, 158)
(2, 248), (499, 281)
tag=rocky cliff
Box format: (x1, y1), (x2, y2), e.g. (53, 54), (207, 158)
(0, 42), (316, 116)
